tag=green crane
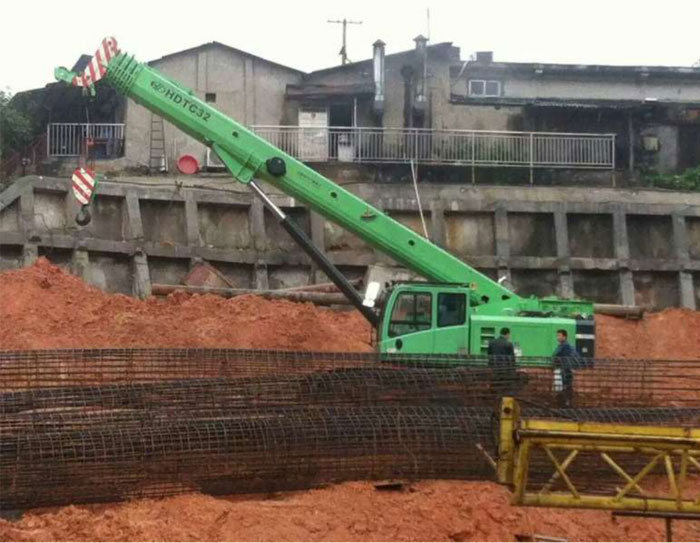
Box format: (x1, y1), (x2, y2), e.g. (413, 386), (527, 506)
(55, 38), (594, 361)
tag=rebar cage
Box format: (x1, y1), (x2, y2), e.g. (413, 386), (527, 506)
(1, 349), (699, 509)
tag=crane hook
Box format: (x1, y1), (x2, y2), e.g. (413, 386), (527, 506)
(75, 205), (92, 226)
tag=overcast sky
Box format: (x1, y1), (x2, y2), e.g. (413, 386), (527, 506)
(2, 0), (699, 93)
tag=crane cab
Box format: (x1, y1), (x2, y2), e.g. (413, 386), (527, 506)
(377, 282), (592, 361)
(378, 283), (472, 355)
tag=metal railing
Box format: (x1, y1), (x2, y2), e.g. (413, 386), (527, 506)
(47, 123), (125, 158)
(253, 126), (616, 171)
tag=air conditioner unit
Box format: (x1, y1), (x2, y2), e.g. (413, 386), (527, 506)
(206, 148), (226, 170)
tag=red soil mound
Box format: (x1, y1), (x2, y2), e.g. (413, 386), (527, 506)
(0, 258), (372, 352)
(2, 259), (700, 542)
(596, 309), (700, 359)
(4, 258), (698, 359)
(1, 481), (698, 542)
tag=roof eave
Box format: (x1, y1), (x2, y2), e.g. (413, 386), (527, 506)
(149, 41), (305, 75)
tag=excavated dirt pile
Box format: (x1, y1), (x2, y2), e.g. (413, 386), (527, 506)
(596, 310), (700, 359)
(0, 258), (372, 352)
(2, 481), (700, 542)
(2, 258), (699, 358)
(2, 259), (700, 542)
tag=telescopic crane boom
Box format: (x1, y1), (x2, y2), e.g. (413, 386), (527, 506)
(55, 38), (594, 359)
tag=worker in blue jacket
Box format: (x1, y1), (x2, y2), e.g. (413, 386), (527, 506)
(552, 329), (581, 407)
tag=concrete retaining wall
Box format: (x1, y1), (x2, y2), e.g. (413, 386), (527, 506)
(1, 175), (699, 310)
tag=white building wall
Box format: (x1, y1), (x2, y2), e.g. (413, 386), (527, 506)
(123, 45), (302, 171)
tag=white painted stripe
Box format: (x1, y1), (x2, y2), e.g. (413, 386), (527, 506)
(72, 187), (89, 205)
(79, 171), (95, 187)
(72, 176), (92, 197)
(75, 168), (95, 187)
(103, 37), (117, 60)
(87, 60), (97, 84)
(70, 37), (120, 89)
(576, 334), (595, 340)
(90, 59), (101, 81)
(72, 180), (91, 203)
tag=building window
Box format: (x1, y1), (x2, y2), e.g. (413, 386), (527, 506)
(469, 80), (501, 97)
(205, 93), (216, 103)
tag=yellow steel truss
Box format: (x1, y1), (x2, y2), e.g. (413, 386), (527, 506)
(497, 397), (700, 513)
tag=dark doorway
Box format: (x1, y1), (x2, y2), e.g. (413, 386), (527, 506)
(524, 106), (631, 169)
(329, 103), (353, 161)
(329, 103), (353, 127)
(678, 126), (700, 170)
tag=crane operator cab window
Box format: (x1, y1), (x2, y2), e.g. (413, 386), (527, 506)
(388, 292), (432, 337)
(437, 293), (466, 327)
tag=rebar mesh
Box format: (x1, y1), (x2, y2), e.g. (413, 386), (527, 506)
(1, 349), (699, 510)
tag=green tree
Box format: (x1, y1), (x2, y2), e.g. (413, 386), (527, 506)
(0, 89), (34, 159)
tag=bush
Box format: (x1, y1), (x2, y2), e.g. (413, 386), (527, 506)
(0, 89), (34, 159)
(647, 166), (700, 191)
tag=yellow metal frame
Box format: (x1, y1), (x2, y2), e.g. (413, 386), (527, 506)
(497, 397), (700, 513)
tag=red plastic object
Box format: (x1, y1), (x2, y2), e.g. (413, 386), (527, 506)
(176, 154), (199, 175)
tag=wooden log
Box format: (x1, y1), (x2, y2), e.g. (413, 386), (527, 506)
(277, 280), (361, 293)
(593, 303), (645, 319)
(152, 284), (351, 306)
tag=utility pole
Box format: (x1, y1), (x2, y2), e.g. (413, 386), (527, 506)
(327, 18), (362, 65)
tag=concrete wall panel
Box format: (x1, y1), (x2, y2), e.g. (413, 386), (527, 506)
(198, 203), (251, 249)
(508, 213), (556, 257)
(140, 200), (187, 245)
(268, 265), (310, 289)
(34, 192), (66, 231)
(573, 270), (620, 304)
(336, 265), (368, 283)
(0, 200), (19, 232)
(445, 211), (495, 256)
(324, 222), (372, 253)
(568, 213), (614, 258)
(633, 271), (679, 309)
(510, 269), (559, 297)
(209, 261), (253, 289)
(39, 247), (72, 272)
(84, 195), (125, 241)
(148, 257), (190, 286)
(0, 245), (23, 270)
(386, 211), (432, 237)
(688, 217), (700, 260)
(264, 208), (309, 252)
(627, 215), (673, 260)
(87, 252), (132, 294)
